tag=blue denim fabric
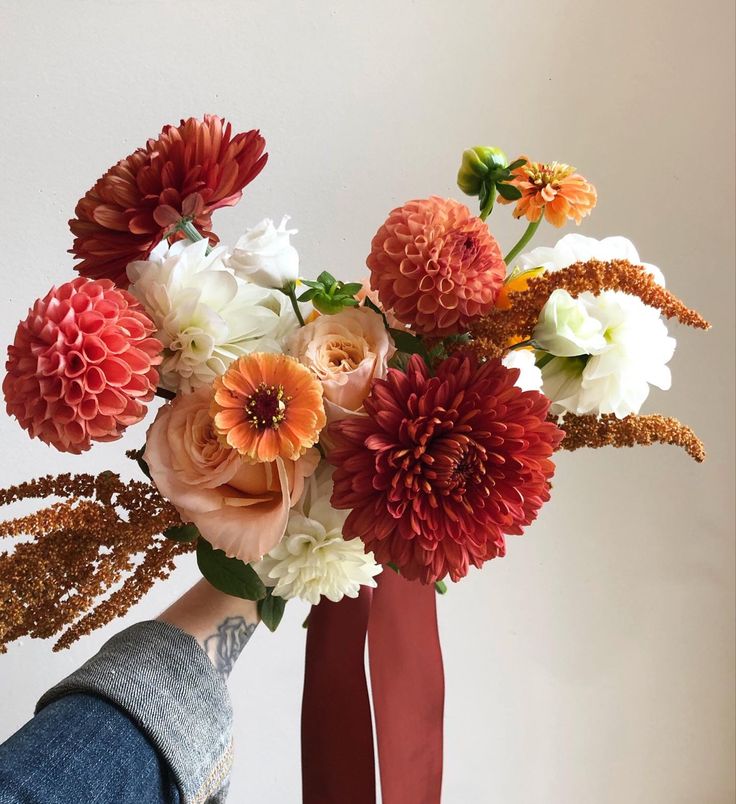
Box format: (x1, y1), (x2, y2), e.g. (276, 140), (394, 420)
(0, 693), (180, 804)
(0, 622), (232, 804)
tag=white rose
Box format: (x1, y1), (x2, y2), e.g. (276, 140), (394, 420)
(533, 289), (607, 357)
(541, 291), (676, 418)
(227, 216), (299, 289)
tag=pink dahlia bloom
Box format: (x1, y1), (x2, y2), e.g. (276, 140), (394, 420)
(328, 354), (563, 583)
(366, 196), (506, 336)
(4, 277), (161, 453)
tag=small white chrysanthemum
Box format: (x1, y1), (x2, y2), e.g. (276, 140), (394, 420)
(127, 239), (297, 392)
(540, 290), (676, 418)
(253, 466), (382, 605)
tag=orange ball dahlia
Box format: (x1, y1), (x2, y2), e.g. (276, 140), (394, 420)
(211, 353), (326, 463)
(70, 115), (268, 286)
(328, 354), (563, 583)
(498, 157), (597, 227)
(366, 196), (506, 336)
(4, 277), (161, 453)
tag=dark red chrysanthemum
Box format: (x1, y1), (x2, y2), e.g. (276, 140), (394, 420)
(70, 115), (268, 286)
(328, 354), (563, 583)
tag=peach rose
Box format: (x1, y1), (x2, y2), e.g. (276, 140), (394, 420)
(287, 306), (395, 420)
(145, 385), (319, 562)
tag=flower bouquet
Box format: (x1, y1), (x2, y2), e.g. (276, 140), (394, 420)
(0, 116), (708, 802)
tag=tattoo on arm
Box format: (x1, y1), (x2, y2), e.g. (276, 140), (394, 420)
(203, 616), (257, 678)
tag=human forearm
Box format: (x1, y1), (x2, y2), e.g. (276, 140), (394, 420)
(157, 579), (260, 678)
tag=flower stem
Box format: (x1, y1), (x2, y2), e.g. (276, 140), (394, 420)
(479, 184), (497, 222)
(174, 218), (213, 255)
(285, 283), (306, 326)
(178, 219), (204, 243)
(504, 217), (543, 267)
(434, 580), (447, 595)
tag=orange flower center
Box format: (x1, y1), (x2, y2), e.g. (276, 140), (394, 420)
(245, 384), (290, 430)
(525, 161), (575, 188)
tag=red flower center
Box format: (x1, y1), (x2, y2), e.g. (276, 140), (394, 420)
(245, 384), (289, 430)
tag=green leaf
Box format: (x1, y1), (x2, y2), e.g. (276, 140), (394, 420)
(341, 282), (363, 295)
(362, 297), (390, 328)
(341, 298), (359, 306)
(496, 182), (522, 201)
(300, 279), (323, 289)
(258, 589), (287, 632)
(507, 158), (527, 171)
(136, 454), (152, 481)
(316, 270), (336, 286)
(163, 523), (200, 543)
(196, 538), (267, 600)
(297, 288), (318, 302)
(388, 328), (429, 361)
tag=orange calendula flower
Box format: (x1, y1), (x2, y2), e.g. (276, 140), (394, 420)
(211, 353), (326, 463)
(499, 157), (597, 227)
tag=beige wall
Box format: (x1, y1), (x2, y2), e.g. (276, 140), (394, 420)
(0, 1), (733, 801)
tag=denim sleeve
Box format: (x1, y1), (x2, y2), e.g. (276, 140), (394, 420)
(33, 621), (233, 804)
(0, 693), (180, 804)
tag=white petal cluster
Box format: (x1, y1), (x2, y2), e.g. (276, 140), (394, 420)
(127, 239), (298, 392)
(539, 290), (676, 418)
(501, 349), (543, 392)
(518, 233), (666, 286)
(253, 466), (382, 605)
(227, 216), (300, 289)
(518, 234), (675, 418)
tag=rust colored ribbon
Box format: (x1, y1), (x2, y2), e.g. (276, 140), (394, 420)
(302, 571), (444, 803)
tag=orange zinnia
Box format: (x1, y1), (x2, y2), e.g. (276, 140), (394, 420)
(499, 156), (596, 227)
(211, 353), (326, 463)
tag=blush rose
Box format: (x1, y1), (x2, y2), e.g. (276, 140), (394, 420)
(287, 306), (395, 420)
(145, 385), (319, 562)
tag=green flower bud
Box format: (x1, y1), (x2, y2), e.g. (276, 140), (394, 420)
(457, 146), (508, 196)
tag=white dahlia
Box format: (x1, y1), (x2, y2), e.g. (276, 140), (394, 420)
(502, 348), (543, 392)
(253, 466), (382, 605)
(127, 239), (296, 392)
(518, 233), (666, 286)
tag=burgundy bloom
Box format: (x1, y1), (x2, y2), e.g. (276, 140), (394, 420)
(70, 115), (268, 286)
(328, 354), (563, 583)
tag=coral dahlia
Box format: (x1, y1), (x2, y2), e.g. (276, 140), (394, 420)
(366, 197), (506, 336)
(4, 277), (161, 453)
(211, 352), (326, 463)
(70, 115), (267, 286)
(328, 354), (563, 583)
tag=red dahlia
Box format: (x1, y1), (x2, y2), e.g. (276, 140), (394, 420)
(70, 115), (267, 286)
(328, 354), (563, 583)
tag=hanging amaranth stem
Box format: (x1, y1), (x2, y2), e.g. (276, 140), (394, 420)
(470, 258), (710, 359)
(0, 472), (191, 652)
(554, 412), (706, 463)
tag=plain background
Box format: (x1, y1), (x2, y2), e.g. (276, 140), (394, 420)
(0, 1), (734, 802)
